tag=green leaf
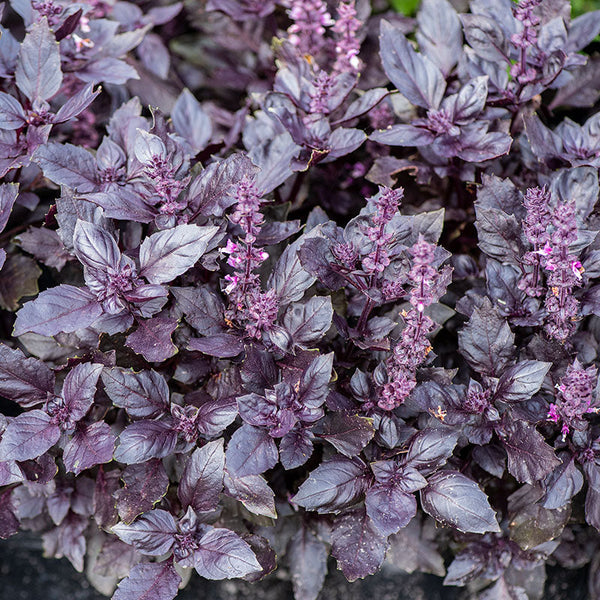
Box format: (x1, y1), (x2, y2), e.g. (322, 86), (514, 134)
(390, 0), (421, 16)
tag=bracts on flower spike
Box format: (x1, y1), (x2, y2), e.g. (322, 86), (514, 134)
(222, 176), (278, 340)
(547, 359), (599, 441)
(379, 236), (452, 411)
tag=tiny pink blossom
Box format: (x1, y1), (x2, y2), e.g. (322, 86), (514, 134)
(224, 274), (240, 294)
(571, 260), (584, 280)
(535, 241), (553, 256)
(547, 403), (559, 422)
(223, 239), (239, 254)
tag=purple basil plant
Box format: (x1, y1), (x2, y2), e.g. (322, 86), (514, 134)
(2, 1), (600, 600)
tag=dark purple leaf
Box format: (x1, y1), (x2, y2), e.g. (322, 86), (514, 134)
(42, 513), (87, 572)
(337, 88), (389, 124)
(0, 410), (60, 461)
(387, 519), (445, 576)
(0, 92), (25, 129)
(0, 489), (19, 539)
(236, 392), (274, 430)
(292, 456), (368, 513)
(567, 11), (600, 52)
(379, 20), (445, 109)
(268, 243), (315, 305)
(0, 182), (19, 233)
(112, 509), (176, 556)
(178, 439), (225, 512)
(313, 412), (375, 457)
(421, 471), (500, 534)
(460, 14), (509, 63)
(72, 219), (120, 272)
(46, 485), (72, 526)
(416, 0), (462, 77)
(13, 284), (103, 337)
(326, 127), (366, 159)
(250, 132), (298, 195)
(542, 452), (583, 510)
(172, 89), (212, 153)
(0, 460), (22, 486)
(404, 428), (459, 472)
(241, 533), (276, 582)
(54, 83), (99, 122)
(187, 154), (256, 218)
(0, 253), (42, 311)
(34, 144), (97, 192)
(496, 361), (551, 403)
(139, 224), (219, 284)
(370, 124), (435, 147)
(195, 396), (238, 438)
(93, 537), (140, 579)
(193, 528), (261, 579)
(0, 343), (54, 407)
(330, 507), (388, 581)
(475, 205), (524, 265)
(365, 484), (417, 536)
(508, 488), (570, 550)
(188, 333), (243, 358)
(586, 485), (600, 531)
(457, 130), (512, 163)
(287, 526), (328, 600)
(114, 420), (178, 464)
(113, 560), (181, 600)
(241, 347), (278, 394)
(298, 352), (334, 409)
(476, 173), (523, 215)
(501, 420), (560, 485)
(255, 220), (302, 246)
(480, 578), (528, 600)
(472, 444), (506, 479)
(79, 57), (139, 85)
(171, 286), (225, 335)
(93, 467), (121, 529)
(54, 9), (83, 41)
(102, 368), (169, 419)
(225, 424), (278, 477)
(18, 453), (57, 485)
(115, 460), (170, 524)
(63, 421), (115, 475)
(550, 57), (600, 109)
(371, 461), (427, 493)
(138, 33), (170, 79)
(523, 114), (563, 165)
(458, 298), (515, 377)
(17, 226), (70, 270)
(133, 131), (166, 165)
(62, 362), (103, 421)
(126, 317), (178, 363)
(223, 470), (277, 518)
(279, 427), (314, 470)
(449, 77), (488, 123)
(298, 234), (346, 291)
(15, 18), (62, 101)
(443, 550), (487, 586)
(283, 296), (333, 347)
(85, 190), (156, 223)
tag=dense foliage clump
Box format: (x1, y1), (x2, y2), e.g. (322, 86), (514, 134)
(2, 1), (600, 598)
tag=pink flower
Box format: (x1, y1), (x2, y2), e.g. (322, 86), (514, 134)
(571, 260), (584, 280)
(224, 274), (240, 294)
(223, 240), (239, 254)
(535, 241), (553, 256)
